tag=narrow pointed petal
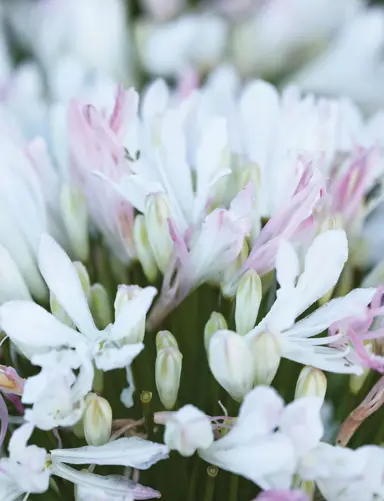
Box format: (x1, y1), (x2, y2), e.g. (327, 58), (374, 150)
(0, 301), (82, 348)
(286, 288), (376, 338)
(50, 436), (169, 469)
(52, 463), (161, 499)
(294, 230), (348, 317)
(38, 234), (98, 338)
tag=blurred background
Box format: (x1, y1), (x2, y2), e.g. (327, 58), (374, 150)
(0, 0), (383, 143)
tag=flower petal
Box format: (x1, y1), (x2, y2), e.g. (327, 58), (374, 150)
(276, 240), (300, 289)
(0, 301), (82, 349)
(109, 286), (157, 341)
(94, 343), (144, 371)
(38, 235), (98, 338)
(294, 230), (348, 317)
(51, 436), (169, 469)
(285, 288), (377, 338)
(54, 463), (161, 499)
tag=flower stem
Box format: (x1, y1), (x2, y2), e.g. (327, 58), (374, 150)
(204, 467), (217, 501)
(228, 473), (239, 501)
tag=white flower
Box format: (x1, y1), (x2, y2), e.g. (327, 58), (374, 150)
(22, 357), (93, 430)
(0, 423), (50, 499)
(6, 0), (130, 82)
(246, 230), (376, 373)
(0, 135), (68, 301)
(293, 8), (384, 112)
(0, 234), (157, 373)
(155, 405), (214, 456)
(136, 14), (227, 77)
(299, 442), (384, 501)
(199, 386), (323, 490)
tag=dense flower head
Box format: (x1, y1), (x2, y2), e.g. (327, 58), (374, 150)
(1, 1), (384, 500)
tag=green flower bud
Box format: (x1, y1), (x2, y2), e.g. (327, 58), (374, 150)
(83, 393), (112, 446)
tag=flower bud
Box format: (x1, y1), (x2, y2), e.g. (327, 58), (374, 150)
(156, 346), (182, 410)
(60, 184), (89, 262)
(133, 215), (158, 282)
(114, 285), (145, 343)
(237, 163), (261, 196)
(155, 404), (213, 456)
(204, 312), (228, 352)
(221, 240), (249, 298)
(295, 366), (327, 402)
(349, 369), (370, 395)
(144, 193), (174, 273)
(249, 331), (281, 386)
(208, 330), (254, 401)
(83, 393), (112, 446)
(235, 270), (262, 335)
(0, 244), (31, 304)
(89, 284), (112, 330)
(73, 262), (91, 298)
(156, 330), (178, 351)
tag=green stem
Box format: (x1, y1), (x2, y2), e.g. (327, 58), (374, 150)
(187, 457), (199, 501)
(228, 473), (239, 501)
(204, 468), (216, 501)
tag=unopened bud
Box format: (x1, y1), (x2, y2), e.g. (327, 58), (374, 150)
(73, 262), (91, 299)
(145, 193), (174, 273)
(221, 240), (249, 298)
(349, 369), (370, 395)
(155, 404), (213, 456)
(295, 366), (327, 402)
(114, 285), (146, 343)
(208, 330), (254, 401)
(156, 346), (182, 410)
(90, 284), (112, 330)
(0, 245), (31, 304)
(204, 312), (228, 352)
(60, 184), (89, 262)
(50, 292), (75, 328)
(156, 330), (178, 350)
(235, 270), (262, 335)
(237, 163), (261, 195)
(133, 215), (158, 282)
(249, 331), (281, 386)
(83, 393), (112, 446)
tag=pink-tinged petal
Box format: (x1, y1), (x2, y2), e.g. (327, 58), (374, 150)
(286, 288), (377, 338)
(0, 301), (82, 348)
(245, 168), (323, 276)
(53, 464), (161, 499)
(109, 286), (157, 341)
(177, 67), (200, 99)
(294, 230), (348, 317)
(38, 234), (98, 338)
(254, 489), (308, 501)
(51, 436), (169, 469)
(109, 86), (139, 141)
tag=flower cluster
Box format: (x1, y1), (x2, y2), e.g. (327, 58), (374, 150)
(0, 1), (384, 501)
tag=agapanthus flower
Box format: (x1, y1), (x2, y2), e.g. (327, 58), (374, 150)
(0, 234), (156, 374)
